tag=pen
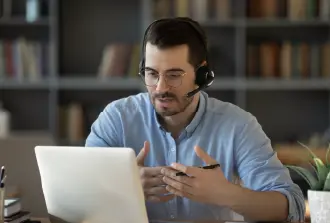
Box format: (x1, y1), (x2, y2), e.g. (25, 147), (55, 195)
(0, 166), (5, 183)
(0, 168), (5, 222)
(0, 175), (6, 188)
(175, 164), (220, 176)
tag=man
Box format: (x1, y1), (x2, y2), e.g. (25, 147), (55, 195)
(85, 17), (305, 222)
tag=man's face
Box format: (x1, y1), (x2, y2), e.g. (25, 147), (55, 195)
(144, 43), (197, 117)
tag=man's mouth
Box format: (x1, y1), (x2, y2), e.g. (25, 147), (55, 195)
(156, 98), (176, 107)
(157, 98), (174, 102)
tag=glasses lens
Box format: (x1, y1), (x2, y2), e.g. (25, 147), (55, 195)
(165, 71), (183, 87)
(143, 69), (159, 86)
(139, 69), (184, 87)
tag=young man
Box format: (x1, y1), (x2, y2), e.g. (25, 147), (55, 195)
(85, 17), (305, 222)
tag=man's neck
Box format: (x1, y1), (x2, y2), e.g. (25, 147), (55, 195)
(162, 94), (200, 139)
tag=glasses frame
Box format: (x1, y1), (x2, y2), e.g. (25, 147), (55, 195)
(138, 69), (187, 88)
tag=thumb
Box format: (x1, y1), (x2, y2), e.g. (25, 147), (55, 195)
(194, 145), (216, 165)
(137, 141), (150, 166)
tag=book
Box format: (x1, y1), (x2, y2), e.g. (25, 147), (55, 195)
(4, 211), (30, 223)
(4, 198), (21, 218)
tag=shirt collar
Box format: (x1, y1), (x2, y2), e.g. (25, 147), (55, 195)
(152, 104), (165, 132)
(154, 109), (165, 132)
(152, 92), (207, 137)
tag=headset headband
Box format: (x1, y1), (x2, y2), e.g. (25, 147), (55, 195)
(140, 17), (209, 70)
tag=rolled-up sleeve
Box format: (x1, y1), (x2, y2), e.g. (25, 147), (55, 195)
(234, 114), (306, 222)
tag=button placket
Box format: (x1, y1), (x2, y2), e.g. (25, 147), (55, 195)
(167, 134), (177, 161)
(164, 134), (178, 219)
(168, 198), (177, 219)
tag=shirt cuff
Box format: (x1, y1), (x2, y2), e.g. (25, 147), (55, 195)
(273, 186), (306, 222)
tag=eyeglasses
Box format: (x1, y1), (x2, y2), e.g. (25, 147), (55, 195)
(139, 68), (186, 88)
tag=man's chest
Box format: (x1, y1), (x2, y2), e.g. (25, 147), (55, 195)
(121, 128), (237, 182)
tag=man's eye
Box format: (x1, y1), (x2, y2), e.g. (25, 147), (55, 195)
(146, 71), (158, 76)
(167, 73), (181, 78)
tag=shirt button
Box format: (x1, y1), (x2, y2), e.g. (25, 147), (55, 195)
(171, 147), (175, 152)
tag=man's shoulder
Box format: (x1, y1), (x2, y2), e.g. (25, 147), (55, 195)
(104, 92), (150, 113)
(87, 92), (151, 146)
(205, 94), (254, 125)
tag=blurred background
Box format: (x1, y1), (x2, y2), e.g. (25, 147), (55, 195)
(0, 0), (329, 148)
(0, 0), (329, 217)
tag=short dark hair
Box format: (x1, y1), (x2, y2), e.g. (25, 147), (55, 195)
(143, 17), (207, 68)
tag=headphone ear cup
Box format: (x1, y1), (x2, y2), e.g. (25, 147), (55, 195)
(206, 70), (214, 86)
(195, 65), (210, 87)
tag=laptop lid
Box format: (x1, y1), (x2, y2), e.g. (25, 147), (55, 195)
(35, 146), (148, 223)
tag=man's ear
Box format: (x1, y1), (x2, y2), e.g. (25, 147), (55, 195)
(201, 60), (207, 66)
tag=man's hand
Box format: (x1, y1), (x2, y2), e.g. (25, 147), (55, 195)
(137, 141), (175, 203)
(161, 145), (233, 205)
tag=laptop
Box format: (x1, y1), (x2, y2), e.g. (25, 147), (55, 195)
(34, 146), (149, 223)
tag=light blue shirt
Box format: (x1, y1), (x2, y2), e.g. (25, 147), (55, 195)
(85, 91), (305, 222)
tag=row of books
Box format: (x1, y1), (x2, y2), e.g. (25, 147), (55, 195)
(58, 103), (85, 143)
(152, 0), (330, 21)
(0, 0), (49, 19)
(2, 39), (330, 80)
(152, 0), (231, 21)
(98, 43), (140, 78)
(2, 0), (328, 22)
(246, 41), (330, 78)
(96, 43), (228, 78)
(97, 41), (330, 79)
(0, 38), (50, 80)
(248, 0), (330, 19)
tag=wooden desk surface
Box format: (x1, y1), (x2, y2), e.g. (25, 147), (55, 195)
(32, 218), (310, 223)
(31, 218), (51, 223)
(275, 144), (328, 165)
(151, 221), (308, 223)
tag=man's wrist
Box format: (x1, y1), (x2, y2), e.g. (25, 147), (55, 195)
(214, 182), (290, 221)
(214, 181), (244, 208)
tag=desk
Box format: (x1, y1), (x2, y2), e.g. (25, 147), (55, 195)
(151, 221), (308, 223)
(32, 218), (310, 223)
(151, 221), (305, 223)
(31, 218), (51, 223)
(275, 144), (327, 165)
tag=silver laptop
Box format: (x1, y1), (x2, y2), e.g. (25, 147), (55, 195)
(35, 146), (149, 223)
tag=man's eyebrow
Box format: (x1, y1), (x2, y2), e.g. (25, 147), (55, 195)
(144, 67), (185, 72)
(144, 67), (157, 72)
(166, 68), (185, 72)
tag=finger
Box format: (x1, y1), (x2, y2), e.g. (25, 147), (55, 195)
(146, 194), (175, 202)
(170, 163), (201, 177)
(161, 168), (194, 186)
(163, 176), (193, 195)
(146, 186), (168, 195)
(141, 175), (164, 188)
(160, 167), (178, 177)
(140, 166), (164, 177)
(165, 185), (193, 199)
(194, 145), (217, 165)
(137, 141), (150, 166)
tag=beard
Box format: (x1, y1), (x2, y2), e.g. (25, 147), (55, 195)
(149, 91), (193, 117)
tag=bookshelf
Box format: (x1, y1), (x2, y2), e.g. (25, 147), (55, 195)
(0, 0), (329, 147)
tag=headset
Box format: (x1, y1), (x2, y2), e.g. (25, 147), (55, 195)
(139, 17), (214, 98)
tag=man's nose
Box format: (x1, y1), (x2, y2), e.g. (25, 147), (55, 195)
(155, 75), (169, 92)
